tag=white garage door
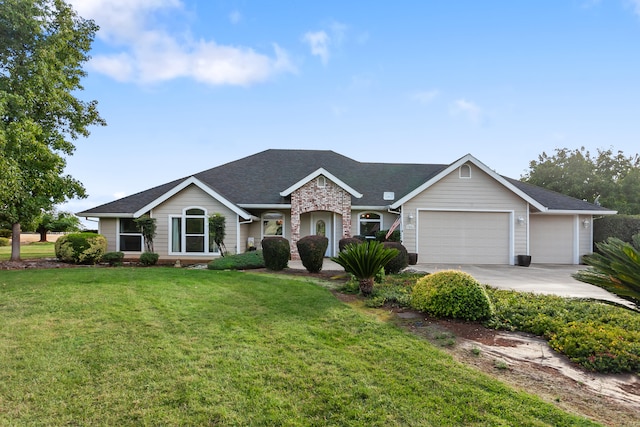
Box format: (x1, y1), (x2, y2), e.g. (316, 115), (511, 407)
(418, 211), (511, 264)
(529, 215), (574, 264)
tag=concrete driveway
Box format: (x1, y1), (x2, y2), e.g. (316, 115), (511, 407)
(310, 259), (633, 307)
(411, 263), (633, 307)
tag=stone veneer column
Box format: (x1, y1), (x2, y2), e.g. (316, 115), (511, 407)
(289, 177), (353, 260)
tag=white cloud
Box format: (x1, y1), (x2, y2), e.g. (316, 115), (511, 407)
(412, 90), (439, 104)
(229, 10), (242, 24)
(68, 0), (295, 86)
(302, 31), (330, 65)
(628, 0), (640, 16)
(450, 99), (484, 124)
(302, 21), (349, 65)
(113, 192), (127, 199)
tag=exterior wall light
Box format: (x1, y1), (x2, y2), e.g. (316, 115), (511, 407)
(517, 216), (525, 225)
(583, 219), (590, 228)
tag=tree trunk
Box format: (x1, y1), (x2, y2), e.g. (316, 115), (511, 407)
(39, 229), (48, 242)
(10, 223), (21, 262)
(359, 277), (374, 296)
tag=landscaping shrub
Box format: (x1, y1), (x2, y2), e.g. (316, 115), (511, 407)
(54, 232), (107, 264)
(487, 288), (640, 373)
(382, 241), (409, 274)
(411, 270), (494, 321)
(102, 251), (124, 266)
(0, 229), (11, 238)
(339, 237), (364, 252)
(593, 214), (640, 245)
(0, 237), (9, 247)
(139, 252), (159, 266)
(208, 251), (265, 270)
(261, 237), (290, 271)
(375, 229), (401, 242)
(296, 235), (328, 273)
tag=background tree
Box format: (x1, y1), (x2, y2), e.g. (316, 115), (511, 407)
(28, 210), (82, 242)
(522, 147), (640, 214)
(0, 0), (105, 261)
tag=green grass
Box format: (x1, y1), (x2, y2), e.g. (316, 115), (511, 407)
(0, 242), (56, 260)
(0, 268), (598, 426)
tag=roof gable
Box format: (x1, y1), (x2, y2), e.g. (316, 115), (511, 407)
(390, 154), (547, 211)
(279, 168), (363, 198)
(133, 176), (252, 219)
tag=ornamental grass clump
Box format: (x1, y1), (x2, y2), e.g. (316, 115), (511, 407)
(55, 233), (107, 264)
(296, 235), (328, 273)
(331, 240), (398, 296)
(411, 270), (494, 321)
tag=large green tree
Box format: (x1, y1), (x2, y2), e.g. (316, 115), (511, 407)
(25, 209), (82, 242)
(522, 147), (640, 214)
(0, 0), (104, 260)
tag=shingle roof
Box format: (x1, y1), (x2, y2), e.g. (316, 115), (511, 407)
(504, 177), (612, 212)
(77, 149), (609, 216)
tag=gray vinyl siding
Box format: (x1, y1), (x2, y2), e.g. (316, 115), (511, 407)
(100, 218), (118, 253)
(402, 164), (528, 261)
(151, 184), (238, 259)
(579, 215), (593, 259)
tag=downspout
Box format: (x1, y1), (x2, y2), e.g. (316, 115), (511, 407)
(238, 216), (258, 254)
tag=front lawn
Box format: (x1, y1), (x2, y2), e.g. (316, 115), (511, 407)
(0, 268), (597, 426)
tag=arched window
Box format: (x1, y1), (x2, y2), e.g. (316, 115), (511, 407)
(358, 212), (382, 239)
(459, 164), (472, 179)
(262, 212), (284, 237)
(170, 207), (210, 254)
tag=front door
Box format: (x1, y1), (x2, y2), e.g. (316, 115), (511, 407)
(311, 212), (333, 257)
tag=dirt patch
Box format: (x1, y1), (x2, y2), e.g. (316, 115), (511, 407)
(0, 259), (79, 270)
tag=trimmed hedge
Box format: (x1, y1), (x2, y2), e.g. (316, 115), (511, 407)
(382, 241), (409, 274)
(296, 235), (328, 273)
(208, 251), (265, 270)
(0, 229), (12, 238)
(375, 229), (401, 242)
(411, 270), (494, 321)
(593, 214), (640, 245)
(0, 237), (9, 247)
(102, 251), (124, 266)
(261, 237), (290, 271)
(339, 237), (364, 252)
(139, 252), (159, 266)
(55, 233), (107, 264)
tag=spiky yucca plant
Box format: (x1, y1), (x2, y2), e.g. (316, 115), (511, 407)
(331, 240), (398, 296)
(573, 234), (640, 308)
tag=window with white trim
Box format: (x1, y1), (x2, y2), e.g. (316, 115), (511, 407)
(262, 212), (284, 237)
(359, 212), (382, 239)
(119, 218), (142, 252)
(170, 208), (214, 254)
(459, 164), (472, 178)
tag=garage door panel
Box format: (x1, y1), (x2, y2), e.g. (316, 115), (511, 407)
(419, 211), (510, 264)
(530, 216), (573, 264)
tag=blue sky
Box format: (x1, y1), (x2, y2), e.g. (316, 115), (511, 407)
(63, 0), (640, 218)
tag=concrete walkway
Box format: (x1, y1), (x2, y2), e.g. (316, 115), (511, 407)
(293, 259), (634, 307)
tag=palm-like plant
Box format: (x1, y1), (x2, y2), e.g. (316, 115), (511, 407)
(331, 240), (399, 296)
(573, 234), (640, 308)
